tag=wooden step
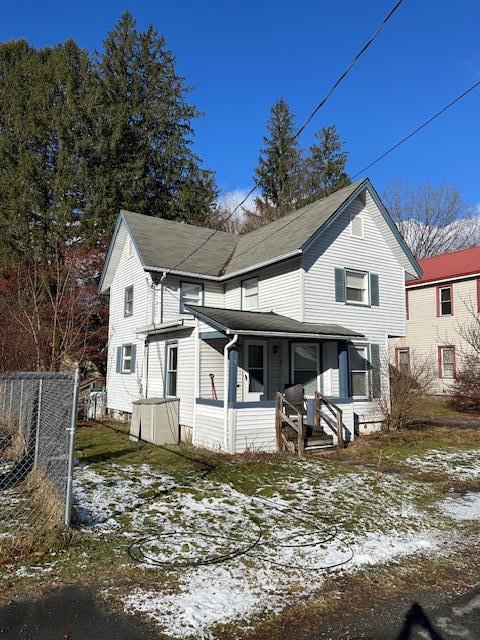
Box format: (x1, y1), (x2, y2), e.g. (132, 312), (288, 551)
(305, 437), (334, 447)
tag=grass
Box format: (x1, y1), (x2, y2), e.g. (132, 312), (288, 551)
(2, 420), (480, 638)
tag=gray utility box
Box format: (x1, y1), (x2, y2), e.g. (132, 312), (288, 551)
(130, 397), (179, 445)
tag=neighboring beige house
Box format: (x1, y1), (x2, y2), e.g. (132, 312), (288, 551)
(391, 246), (480, 394)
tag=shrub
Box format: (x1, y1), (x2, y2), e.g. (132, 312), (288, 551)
(451, 354), (480, 412)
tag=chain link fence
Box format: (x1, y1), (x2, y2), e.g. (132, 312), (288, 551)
(0, 370), (79, 539)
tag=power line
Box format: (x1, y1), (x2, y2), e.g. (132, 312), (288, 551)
(201, 79), (480, 278)
(168, 0), (406, 274)
(352, 79), (480, 179)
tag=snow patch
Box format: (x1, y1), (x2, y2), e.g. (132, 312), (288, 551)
(440, 492), (480, 521)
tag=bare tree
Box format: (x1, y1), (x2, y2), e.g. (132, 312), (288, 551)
(207, 191), (254, 234)
(0, 247), (107, 373)
(384, 181), (479, 259)
(378, 349), (436, 430)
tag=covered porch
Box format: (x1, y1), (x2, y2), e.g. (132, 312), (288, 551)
(188, 305), (364, 455)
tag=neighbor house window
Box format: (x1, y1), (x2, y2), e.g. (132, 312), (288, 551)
(124, 286), (134, 317)
(291, 343), (319, 396)
(345, 270), (368, 305)
(439, 346), (455, 379)
(242, 277), (259, 310)
(122, 345), (133, 373)
(180, 282), (203, 312)
(437, 284), (453, 316)
(166, 343), (178, 396)
(350, 211), (364, 238)
(349, 345), (369, 398)
(396, 348), (410, 376)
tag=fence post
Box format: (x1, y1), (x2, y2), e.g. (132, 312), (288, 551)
(8, 380), (13, 423)
(64, 367), (80, 526)
(33, 379), (43, 468)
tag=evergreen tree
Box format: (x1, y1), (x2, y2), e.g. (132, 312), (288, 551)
(83, 12), (217, 241)
(254, 98), (303, 213)
(0, 39), (92, 268)
(303, 125), (350, 203)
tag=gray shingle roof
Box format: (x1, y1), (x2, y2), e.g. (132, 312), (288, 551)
(122, 180), (365, 278)
(122, 211), (237, 277)
(187, 305), (364, 339)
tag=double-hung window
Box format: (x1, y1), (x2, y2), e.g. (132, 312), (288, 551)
(346, 270), (368, 305)
(437, 284), (453, 316)
(122, 345), (133, 373)
(242, 277), (258, 310)
(349, 345), (369, 398)
(180, 282), (203, 313)
(396, 348), (410, 376)
(124, 286), (134, 317)
(166, 343), (178, 396)
(439, 346), (455, 379)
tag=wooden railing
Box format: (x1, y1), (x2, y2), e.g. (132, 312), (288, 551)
(314, 391), (344, 448)
(275, 392), (304, 458)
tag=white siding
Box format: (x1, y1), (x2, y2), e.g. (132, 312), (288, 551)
(106, 230), (150, 414)
(234, 405), (277, 453)
(199, 339), (225, 399)
(224, 258), (303, 320)
(194, 402), (224, 450)
(157, 277), (224, 324)
(303, 193), (405, 422)
(144, 329), (196, 427)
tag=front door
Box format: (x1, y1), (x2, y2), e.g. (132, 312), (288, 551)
(244, 340), (267, 401)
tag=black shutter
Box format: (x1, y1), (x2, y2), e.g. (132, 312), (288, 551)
(116, 347), (122, 373)
(370, 343), (381, 398)
(335, 268), (346, 302)
(370, 273), (380, 306)
(131, 344), (137, 373)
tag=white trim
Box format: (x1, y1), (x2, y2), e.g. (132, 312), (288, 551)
(228, 330), (361, 340)
(407, 272), (480, 289)
(243, 339), (268, 402)
(345, 269), (369, 306)
(166, 343), (178, 397)
(135, 320), (188, 336)
(299, 265), (306, 322)
(241, 276), (259, 310)
(349, 343), (369, 400)
(121, 345), (133, 374)
(143, 250), (302, 282)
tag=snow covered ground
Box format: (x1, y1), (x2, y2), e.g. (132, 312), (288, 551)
(69, 449), (480, 640)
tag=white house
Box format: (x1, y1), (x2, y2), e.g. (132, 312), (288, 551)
(99, 179), (421, 453)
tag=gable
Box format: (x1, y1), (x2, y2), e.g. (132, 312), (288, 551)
(99, 180), (421, 291)
(99, 219), (132, 293)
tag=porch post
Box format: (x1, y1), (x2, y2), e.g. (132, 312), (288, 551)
(192, 320), (200, 444)
(228, 345), (239, 404)
(338, 341), (349, 398)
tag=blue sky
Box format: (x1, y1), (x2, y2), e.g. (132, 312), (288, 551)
(2, 0), (479, 206)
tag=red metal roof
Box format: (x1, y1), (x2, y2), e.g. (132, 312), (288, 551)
(406, 246), (480, 286)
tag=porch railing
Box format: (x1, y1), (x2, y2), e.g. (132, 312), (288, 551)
(275, 393), (304, 458)
(275, 391), (345, 457)
(314, 391), (344, 448)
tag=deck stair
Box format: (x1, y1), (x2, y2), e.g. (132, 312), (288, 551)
(275, 390), (345, 458)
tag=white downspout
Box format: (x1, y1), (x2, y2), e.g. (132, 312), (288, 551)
(223, 333), (238, 452)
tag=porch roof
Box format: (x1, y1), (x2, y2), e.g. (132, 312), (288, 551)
(186, 305), (364, 340)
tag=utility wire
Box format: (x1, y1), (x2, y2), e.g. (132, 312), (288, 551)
(168, 0), (406, 274)
(352, 78), (480, 178)
(196, 79), (480, 279)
